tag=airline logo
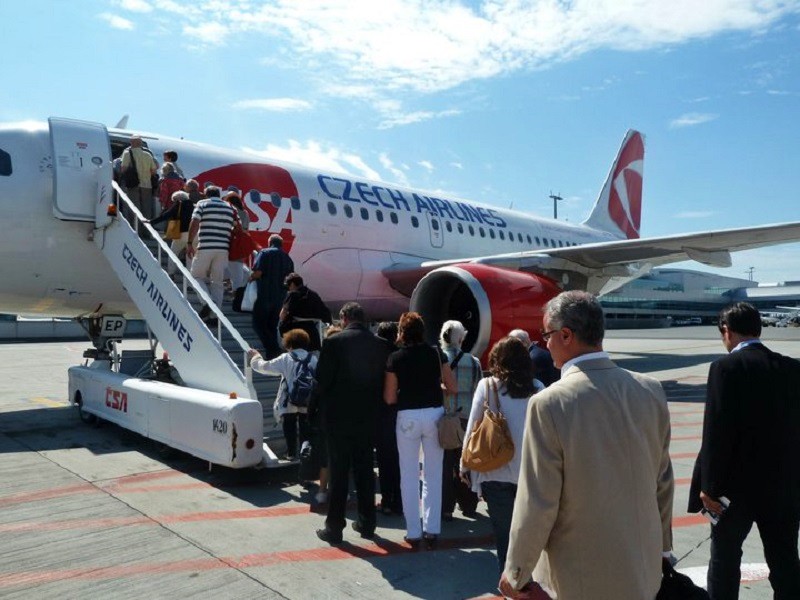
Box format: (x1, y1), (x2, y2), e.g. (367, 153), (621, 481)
(195, 164), (299, 251)
(608, 132), (644, 239)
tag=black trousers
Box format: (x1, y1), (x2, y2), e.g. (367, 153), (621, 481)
(252, 300), (282, 359)
(375, 406), (401, 512)
(282, 412), (310, 458)
(325, 430), (375, 534)
(708, 501), (800, 599)
(442, 446), (478, 515)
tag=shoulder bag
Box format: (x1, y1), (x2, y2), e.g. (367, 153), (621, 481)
(461, 378), (515, 472)
(122, 148), (140, 188)
(438, 350), (466, 449)
(165, 201), (182, 240)
(228, 212), (260, 261)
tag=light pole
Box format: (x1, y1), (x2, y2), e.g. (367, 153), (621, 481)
(549, 191), (563, 220)
(745, 267), (755, 281)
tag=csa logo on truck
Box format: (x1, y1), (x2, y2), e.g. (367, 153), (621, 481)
(105, 387), (128, 413)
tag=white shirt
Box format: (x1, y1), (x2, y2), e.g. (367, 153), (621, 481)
(461, 376), (545, 494)
(561, 350), (610, 374)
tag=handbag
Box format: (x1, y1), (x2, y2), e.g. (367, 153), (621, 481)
(656, 559), (709, 600)
(240, 280), (258, 312)
(165, 201), (182, 240)
(229, 226), (259, 261)
(122, 148), (140, 188)
(461, 378), (514, 473)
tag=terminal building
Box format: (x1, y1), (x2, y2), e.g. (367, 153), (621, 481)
(601, 268), (800, 328)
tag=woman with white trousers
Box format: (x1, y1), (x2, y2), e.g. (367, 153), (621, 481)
(384, 312), (457, 549)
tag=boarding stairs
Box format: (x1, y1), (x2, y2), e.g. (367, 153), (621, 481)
(95, 183), (285, 456)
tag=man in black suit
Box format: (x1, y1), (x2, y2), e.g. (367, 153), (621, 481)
(689, 302), (800, 599)
(314, 302), (391, 544)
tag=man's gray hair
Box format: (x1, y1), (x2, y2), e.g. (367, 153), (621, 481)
(171, 190), (189, 203)
(544, 291), (605, 346)
(339, 302), (365, 323)
(508, 329), (532, 347)
(440, 320), (467, 349)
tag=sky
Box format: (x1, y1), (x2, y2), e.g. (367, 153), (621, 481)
(1, 0), (799, 284)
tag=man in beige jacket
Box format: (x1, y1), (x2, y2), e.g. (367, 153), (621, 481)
(499, 291), (674, 599)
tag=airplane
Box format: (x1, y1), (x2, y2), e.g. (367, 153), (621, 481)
(2, 117), (800, 468)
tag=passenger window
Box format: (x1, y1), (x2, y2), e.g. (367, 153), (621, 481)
(489, 229), (495, 239)
(499, 230), (505, 240)
(360, 207), (369, 220)
(550, 238), (556, 247)
(270, 192), (282, 208)
(309, 199), (319, 212)
(432, 219), (440, 231)
(445, 221), (452, 232)
(479, 227), (485, 238)
(558, 240), (564, 247)
(390, 212), (399, 224)
(468, 225), (475, 236)
(376, 210), (384, 222)
(518, 233), (523, 243)
(543, 238), (549, 247)
(291, 196), (301, 210)
(327, 202), (337, 216)
(344, 205), (353, 218)
(0, 149), (10, 176)
(457, 223), (464, 234)
(411, 216), (419, 228)
(535, 236), (540, 245)
(526, 234), (532, 244)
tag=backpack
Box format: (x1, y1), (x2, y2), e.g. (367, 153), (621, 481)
(288, 352), (315, 408)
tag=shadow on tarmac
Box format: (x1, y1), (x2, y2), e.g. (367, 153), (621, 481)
(614, 352), (721, 374)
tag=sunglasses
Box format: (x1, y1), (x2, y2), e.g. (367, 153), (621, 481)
(540, 329), (560, 341)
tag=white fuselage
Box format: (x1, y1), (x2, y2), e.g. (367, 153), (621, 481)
(0, 121), (618, 320)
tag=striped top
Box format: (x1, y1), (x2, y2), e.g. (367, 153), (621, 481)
(191, 198), (237, 250)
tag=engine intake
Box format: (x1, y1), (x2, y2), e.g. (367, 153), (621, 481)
(410, 264), (562, 360)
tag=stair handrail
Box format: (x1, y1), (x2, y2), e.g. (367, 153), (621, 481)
(111, 181), (254, 396)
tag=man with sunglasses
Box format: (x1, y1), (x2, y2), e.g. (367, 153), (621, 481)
(500, 290), (674, 599)
(688, 302), (800, 599)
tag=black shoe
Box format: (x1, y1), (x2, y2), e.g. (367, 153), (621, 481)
(352, 522), (375, 539)
(423, 533), (438, 550)
(403, 536), (421, 550)
(461, 508), (477, 519)
(316, 528), (342, 545)
(198, 305), (211, 319)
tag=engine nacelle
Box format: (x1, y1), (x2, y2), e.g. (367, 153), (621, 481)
(410, 264), (562, 361)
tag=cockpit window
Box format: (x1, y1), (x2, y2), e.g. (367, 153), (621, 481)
(0, 149), (11, 176)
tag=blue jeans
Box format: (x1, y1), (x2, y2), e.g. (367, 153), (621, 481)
(481, 481), (517, 572)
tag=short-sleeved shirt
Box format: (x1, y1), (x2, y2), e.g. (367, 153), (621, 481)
(386, 344), (446, 411)
(191, 198), (237, 251)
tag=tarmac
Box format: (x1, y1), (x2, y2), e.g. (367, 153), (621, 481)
(0, 326), (798, 599)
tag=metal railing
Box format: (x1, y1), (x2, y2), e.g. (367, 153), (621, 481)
(110, 181), (255, 398)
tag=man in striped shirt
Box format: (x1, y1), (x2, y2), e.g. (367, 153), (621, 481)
(187, 186), (239, 322)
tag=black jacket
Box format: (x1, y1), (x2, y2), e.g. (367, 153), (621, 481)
(150, 197), (195, 232)
(688, 343), (800, 517)
(315, 323), (391, 434)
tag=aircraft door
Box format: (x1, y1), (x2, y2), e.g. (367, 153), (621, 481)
(426, 212), (444, 248)
(49, 117), (112, 221)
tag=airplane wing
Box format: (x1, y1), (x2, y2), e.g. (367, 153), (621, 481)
(384, 221), (800, 296)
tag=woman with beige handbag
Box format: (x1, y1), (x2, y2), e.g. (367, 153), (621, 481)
(460, 337), (544, 573)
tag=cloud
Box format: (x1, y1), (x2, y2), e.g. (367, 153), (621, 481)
(132, 0), (799, 94)
(669, 112), (719, 128)
(675, 210), (715, 218)
(377, 108), (461, 130)
(450, 162), (464, 170)
(379, 153), (410, 186)
(418, 160), (434, 173)
(242, 140), (381, 181)
(115, 0), (152, 12)
(232, 98), (312, 112)
(99, 13), (135, 30)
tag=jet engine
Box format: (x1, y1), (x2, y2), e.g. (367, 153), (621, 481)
(409, 264), (562, 361)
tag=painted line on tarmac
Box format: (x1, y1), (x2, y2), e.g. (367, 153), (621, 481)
(30, 396), (67, 408)
(0, 482), (98, 508)
(0, 534), (494, 588)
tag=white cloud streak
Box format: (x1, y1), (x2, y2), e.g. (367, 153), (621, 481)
(669, 112), (719, 128)
(232, 98), (312, 112)
(116, 0), (152, 12)
(112, 1), (799, 95)
(99, 13), (135, 30)
(242, 140), (381, 181)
